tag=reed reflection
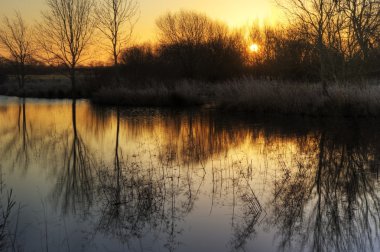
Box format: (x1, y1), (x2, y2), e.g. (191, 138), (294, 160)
(89, 109), (271, 252)
(94, 107), (206, 251)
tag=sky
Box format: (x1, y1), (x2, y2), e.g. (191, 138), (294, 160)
(0, 0), (283, 42)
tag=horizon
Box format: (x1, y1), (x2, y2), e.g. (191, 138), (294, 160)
(0, 0), (283, 43)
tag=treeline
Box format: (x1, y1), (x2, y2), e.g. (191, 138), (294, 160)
(0, 0), (379, 94)
(121, 11), (246, 81)
(279, 0), (380, 83)
(121, 8), (380, 83)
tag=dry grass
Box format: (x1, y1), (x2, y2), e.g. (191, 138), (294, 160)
(0, 78), (71, 98)
(2, 75), (380, 116)
(213, 78), (380, 116)
(0, 76), (92, 98)
(92, 80), (208, 107)
(94, 78), (380, 116)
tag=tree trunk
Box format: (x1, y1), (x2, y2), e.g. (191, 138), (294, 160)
(16, 62), (26, 91)
(318, 36), (329, 96)
(113, 47), (118, 66)
(71, 67), (76, 98)
(72, 99), (77, 139)
(114, 48), (120, 85)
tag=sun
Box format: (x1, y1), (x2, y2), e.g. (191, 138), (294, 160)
(249, 43), (259, 53)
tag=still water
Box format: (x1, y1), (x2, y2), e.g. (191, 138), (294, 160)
(1, 96), (380, 252)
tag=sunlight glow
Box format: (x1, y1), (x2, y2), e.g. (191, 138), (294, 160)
(249, 43), (259, 53)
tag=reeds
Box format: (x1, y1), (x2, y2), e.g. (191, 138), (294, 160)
(213, 78), (380, 116)
(2, 75), (380, 116)
(92, 77), (380, 116)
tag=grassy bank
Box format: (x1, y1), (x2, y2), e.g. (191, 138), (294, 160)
(91, 81), (209, 107)
(0, 75), (90, 98)
(213, 78), (380, 117)
(93, 78), (380, 117)
(2, 76), (380, 117)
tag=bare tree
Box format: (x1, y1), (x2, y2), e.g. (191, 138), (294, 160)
(37, 0), (95, 96)
(0, 12), (33, 89)
(342, 0), (380, 60)
(155, 11), (243, 79)
(278, 0), (340, 94)
(156, 11), (212, 45)
(95, 0), (139, 67)
(248, 23), (281, 64)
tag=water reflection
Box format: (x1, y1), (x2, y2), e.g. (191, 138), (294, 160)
(95, 107), (205, 251)
(0, 97), (380, 251)
(0, 98), (30, 172)
(51, 100), (94, 216)
(271, 126), (380, 252)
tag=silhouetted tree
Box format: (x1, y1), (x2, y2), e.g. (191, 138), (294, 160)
(95, 0), (139, 67)
(343, 0), (380, 61)
(278, 0), (341, 92)
(37, 0), (96, 96)
(0, 12), (33, 89)
(155, 10), (245, 80)
(121, 44), (157, 80)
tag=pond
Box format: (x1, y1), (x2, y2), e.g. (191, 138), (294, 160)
(0, 96), (380, 252)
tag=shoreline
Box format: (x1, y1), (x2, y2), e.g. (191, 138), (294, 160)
(1, 78), (380, 117)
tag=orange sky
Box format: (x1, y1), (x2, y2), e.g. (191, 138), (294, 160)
(1, 0), (283, 42)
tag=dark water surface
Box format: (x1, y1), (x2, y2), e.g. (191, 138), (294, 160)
(1, 96), (380, 252)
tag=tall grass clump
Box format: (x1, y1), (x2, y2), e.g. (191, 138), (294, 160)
(214, 78), (380, 117)
(0, 75), (97, 98)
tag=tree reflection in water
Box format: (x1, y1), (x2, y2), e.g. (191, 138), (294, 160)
(51, 99), (94, 216)
(228, 159), (263, 251)
(0, 98), (30, 172)
(0, 98), (70, 176)
(271, 123), (380, 252)
(57, 110), (380, 252)
(94, 107), (205, 251)
(2, 100), (380, 251)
